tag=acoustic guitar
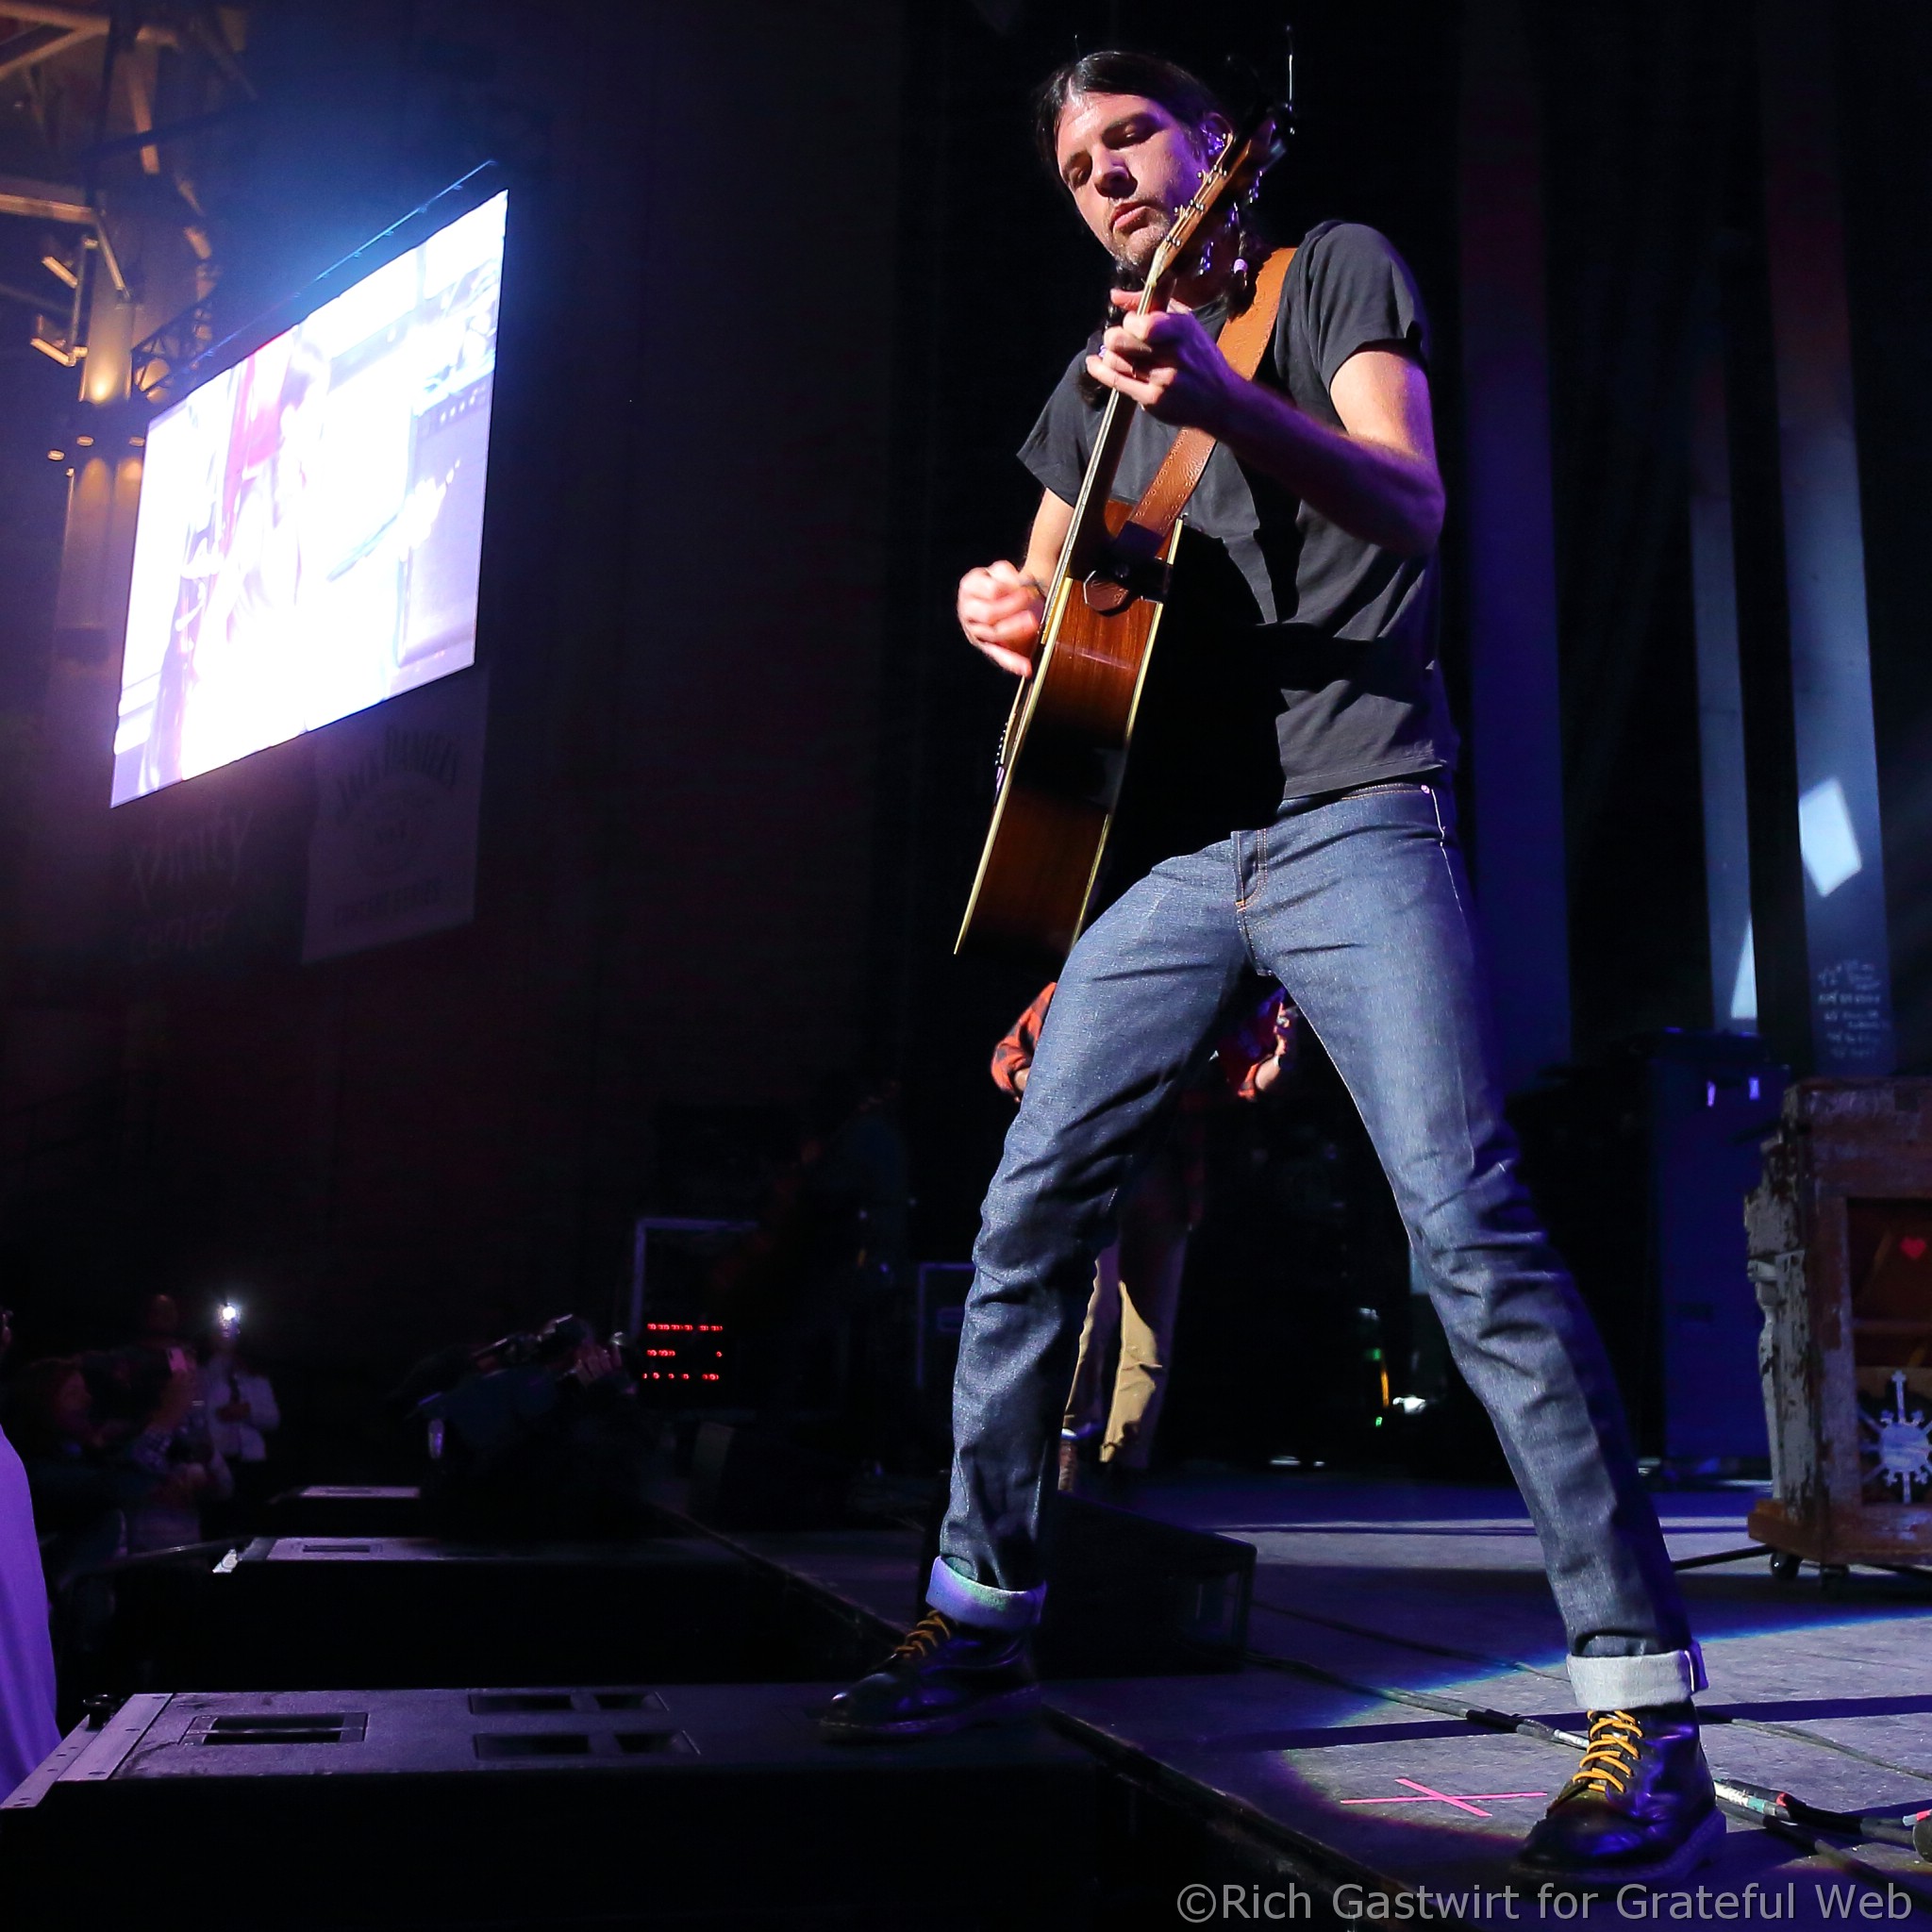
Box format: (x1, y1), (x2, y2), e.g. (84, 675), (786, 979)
(956, 106), (1287, 960)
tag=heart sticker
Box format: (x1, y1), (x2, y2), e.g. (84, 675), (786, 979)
(1902, 1237), (1928, 1262)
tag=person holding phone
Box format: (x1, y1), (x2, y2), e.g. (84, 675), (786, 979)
(203, 1302), (280, 1533)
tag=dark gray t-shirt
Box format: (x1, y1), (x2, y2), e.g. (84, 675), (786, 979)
(1019, 221), (1457, 820)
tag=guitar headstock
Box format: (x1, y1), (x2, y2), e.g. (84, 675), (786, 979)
(1144, 105), (1287, 304)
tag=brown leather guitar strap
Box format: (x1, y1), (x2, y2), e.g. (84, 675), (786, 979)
(1121, 244), (1294, 548)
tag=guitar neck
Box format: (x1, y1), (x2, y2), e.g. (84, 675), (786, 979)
(1058, 383), (1139, 584)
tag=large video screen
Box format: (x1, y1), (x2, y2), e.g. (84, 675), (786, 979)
(111, 189), (506, 805)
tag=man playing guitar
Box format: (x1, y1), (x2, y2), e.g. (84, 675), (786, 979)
(825, 50), (1718, 1891)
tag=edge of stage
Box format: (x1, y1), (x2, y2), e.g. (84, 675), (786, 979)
(706, 1469), (1932, 1919)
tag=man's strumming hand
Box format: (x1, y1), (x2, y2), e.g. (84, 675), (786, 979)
(958, 559), (1045, 676)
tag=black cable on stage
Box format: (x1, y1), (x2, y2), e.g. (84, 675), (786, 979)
(1720, 1809), (1932, 1906)
(1241, 1640), (1932, 1908)
(1241, 1631), (1585, 1742)
(1241, 1602), (1932, 1905)
(1672, 1545), (1774, 1572)
(1250, 1592), (1932, 1786)
(1713, 1707), (1932, 1786)
(1716, 1781), (1931, 1853)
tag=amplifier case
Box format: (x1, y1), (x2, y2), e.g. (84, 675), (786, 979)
(4, 1684), (1098, 1929)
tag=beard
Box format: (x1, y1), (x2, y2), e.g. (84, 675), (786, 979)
(1106, 207), (1171, 284)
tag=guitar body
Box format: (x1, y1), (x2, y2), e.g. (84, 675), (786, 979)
(957, 502), (1180, 958)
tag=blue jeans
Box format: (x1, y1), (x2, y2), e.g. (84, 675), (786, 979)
(930, 781), (1703, 1710)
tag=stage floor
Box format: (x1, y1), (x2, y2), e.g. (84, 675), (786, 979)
(735, 1471), (1932, 1924)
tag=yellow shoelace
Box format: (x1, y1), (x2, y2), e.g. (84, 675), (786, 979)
(1568, 1709), (1644, 1797)
(891, 1608), (956, 1663)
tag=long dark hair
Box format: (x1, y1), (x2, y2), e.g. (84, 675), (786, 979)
(1030, 51), (1232, 177)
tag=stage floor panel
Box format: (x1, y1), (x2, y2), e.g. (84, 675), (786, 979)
(736, 1472), (1932, 1923)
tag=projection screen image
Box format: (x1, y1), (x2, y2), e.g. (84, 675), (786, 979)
(111, 189), (506, 806)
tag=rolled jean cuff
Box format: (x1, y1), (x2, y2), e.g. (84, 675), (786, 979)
(926, 1557), (1044, 1634)
(1567, 1642), (1706, 1709)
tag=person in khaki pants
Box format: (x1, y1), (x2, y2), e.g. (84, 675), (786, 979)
(991, 979), (1298, 1486)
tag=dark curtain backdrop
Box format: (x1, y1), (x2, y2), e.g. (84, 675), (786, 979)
(1532, 2), (1744, 1056)
(1840, 2), (1932, 1075)
(1529, 0), (1932, 1071)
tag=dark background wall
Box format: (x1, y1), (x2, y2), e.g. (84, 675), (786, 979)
(0, 0), (1928, 1393)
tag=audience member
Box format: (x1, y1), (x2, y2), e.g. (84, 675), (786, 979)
(73, 1291), (192, 1457)
(75, 1291), (233, 1552)
(124, 1384), (231, 1556)
(5, 1356), (200, 1575)
(202, 1301), (279, 1529)
(0, 1308), (60, 1796)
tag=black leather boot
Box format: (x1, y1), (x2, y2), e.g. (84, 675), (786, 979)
(820, 1607), (1041, 1742)
(1515, 1704), (1724, 1890)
